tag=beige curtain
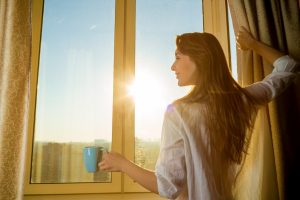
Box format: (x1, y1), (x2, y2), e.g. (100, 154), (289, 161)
(228, 0), (300, 199)
(0, 0), (31, 200)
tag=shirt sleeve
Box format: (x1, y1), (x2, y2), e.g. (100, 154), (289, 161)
(155, 105), (186, 199)
(244, 55), (299, 104)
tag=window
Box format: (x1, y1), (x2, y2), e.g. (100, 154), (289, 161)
(31, 0), (114, 184)
(227, 4), (238, 80)
(26, 0), (121, 194)
(26, 0), (232, 195)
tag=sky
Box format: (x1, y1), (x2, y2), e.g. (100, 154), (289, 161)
(35, 0), (115, 142)
(34, 0), (236, 143)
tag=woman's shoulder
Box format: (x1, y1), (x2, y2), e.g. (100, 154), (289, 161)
(165, 101), (205, 122)
(164, 102), (186, 120)
(167, 101), (194, 113)
(164, 103), (181, 120)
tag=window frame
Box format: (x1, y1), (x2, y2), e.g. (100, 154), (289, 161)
(25, 0), (231, 195)
(123, 0), (231, 193)
(203, 0), (230, 68)
(25, 0), (123, 194)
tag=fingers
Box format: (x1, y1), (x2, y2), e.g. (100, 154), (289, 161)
(239, 26), (250, 35)
(98, 161), (105, 170)
(98, 158), (112, 171)
(239, 26), (246, 32)
(98, 161), (118, 172)
(236, 35), (245, 50)
(102, 151), (108, 159)
(236, 26), (253, 51)
(237, 26), (250, 38)
(98, 150), (108, 171)
(240, 26), (248, 32)
(236, 39), (247, 50)
(98, 161), (109, 171)
(98, 151), (124, 172)
(98, 151), (116, 171)
(236, 42), (242, 50)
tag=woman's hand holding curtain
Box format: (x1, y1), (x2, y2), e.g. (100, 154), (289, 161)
(236, 26), (285, 64)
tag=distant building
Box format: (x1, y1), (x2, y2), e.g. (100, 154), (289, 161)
(31, 140), (111, 183)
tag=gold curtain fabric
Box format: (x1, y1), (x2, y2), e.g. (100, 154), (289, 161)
(228, 0), (300, 199)
(0, 0), (31, 200)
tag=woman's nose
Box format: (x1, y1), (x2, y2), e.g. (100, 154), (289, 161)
(171, 63), (175, 71)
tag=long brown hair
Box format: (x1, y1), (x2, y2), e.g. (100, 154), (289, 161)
(174, 32), (258, 198)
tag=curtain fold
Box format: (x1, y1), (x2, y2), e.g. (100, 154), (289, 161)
(228, 0), (300, 199)
(0, 1), (31, 200)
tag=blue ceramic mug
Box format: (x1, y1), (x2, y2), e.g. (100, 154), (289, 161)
(83, 146), (103, 173)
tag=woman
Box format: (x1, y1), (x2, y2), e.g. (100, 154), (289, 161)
(98, 27), (299, 199)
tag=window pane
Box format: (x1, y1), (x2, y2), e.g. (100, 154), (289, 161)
(227, 6), (238, 80)
(134, 0), (203, 170)
(31, 0), (115, 183)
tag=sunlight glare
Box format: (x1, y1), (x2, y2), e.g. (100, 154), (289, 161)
(127, 71), (167, 112)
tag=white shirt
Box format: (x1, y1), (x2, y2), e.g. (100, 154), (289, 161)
(155, 55), (299, 200)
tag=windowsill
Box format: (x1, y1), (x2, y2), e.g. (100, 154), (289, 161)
(24, 193), (165, 200)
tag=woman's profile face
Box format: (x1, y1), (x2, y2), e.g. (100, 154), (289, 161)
(171, 49), (198, 86)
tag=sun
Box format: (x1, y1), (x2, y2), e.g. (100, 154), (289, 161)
(127, 70), (166, 111)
